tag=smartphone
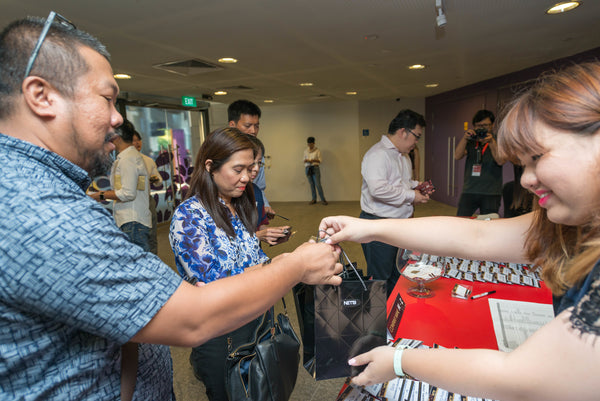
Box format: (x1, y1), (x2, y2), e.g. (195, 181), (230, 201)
(271, 227), (294, 245)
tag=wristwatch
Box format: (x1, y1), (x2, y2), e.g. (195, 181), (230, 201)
(99, 192), (105, 201)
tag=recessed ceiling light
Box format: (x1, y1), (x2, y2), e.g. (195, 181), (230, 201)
(425, 83), (439, 88)
(264, 99), (274, 103)
(299, 82), (314, 87)
(214, 91), (227, 95)
(546, 1), (581, 14)
(218, 57), (238, 63)
(114, 73), (131, 79)
(408, 64), (426, 70)
(346, 91), (357, 95)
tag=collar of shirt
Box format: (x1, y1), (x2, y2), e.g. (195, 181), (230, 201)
(381, 134), (402, 154)
(0, 132), (91, 191)
(117, 145), (138, 160)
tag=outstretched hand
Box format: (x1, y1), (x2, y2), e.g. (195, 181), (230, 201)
(348, 346), (397, 387)
(291, 241), (343, 286)
(318, 215), (370, 245)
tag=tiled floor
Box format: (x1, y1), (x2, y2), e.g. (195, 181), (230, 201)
(157, 200), (457, 400)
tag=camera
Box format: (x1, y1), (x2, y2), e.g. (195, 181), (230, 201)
(473, 128), (488, 140)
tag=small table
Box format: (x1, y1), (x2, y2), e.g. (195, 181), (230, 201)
(387, 275), (553, 349)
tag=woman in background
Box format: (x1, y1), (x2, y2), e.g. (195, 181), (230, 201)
(170, 127), (269, 400)
(320, 62), (600, 400)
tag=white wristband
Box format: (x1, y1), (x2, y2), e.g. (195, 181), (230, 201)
(393, 347), (405, 377)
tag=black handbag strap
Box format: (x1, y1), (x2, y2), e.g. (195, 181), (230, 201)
(338, 245), (367, 291)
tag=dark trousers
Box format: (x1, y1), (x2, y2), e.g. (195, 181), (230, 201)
(359, 211), (398, 297)
(456, 193), (501, 217)
(190, 315), (264, 401)
(305, 165), (326, 202)
(148, 194), (158, 255)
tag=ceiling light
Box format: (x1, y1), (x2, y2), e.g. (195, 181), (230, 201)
(425, 83), (439, 88)
(546, 1), (581, 14)
(299, 82), (314, 87)
(346, 91), (357, 95)
(214, 91), (227, 95)
(264, 100), (274, 103)
(218, 57), (238, 63)
(114, 73), (131, 79)
(408, 64), (426, 70)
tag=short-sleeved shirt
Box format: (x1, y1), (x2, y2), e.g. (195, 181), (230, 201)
(0, 133), (182, 400)
(461, 140), (503, 195)
(170, 196), (268, 283)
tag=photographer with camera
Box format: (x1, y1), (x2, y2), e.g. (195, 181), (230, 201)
(454, 109), (505, 217)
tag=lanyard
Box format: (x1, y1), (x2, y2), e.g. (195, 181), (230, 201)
(475, 142), (489, 164)
(475, 142), (489, 156)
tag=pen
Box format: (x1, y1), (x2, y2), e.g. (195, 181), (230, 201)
(266, 212), (289, 220)
(471, 290), (496, 300)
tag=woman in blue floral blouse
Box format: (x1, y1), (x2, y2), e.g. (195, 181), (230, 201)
(170, 127), (269, 401)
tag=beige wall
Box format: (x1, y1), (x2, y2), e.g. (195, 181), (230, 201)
(209, 98), (425, 202)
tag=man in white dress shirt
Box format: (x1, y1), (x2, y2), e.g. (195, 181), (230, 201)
(359, 109), (430, 295)
(90, 120), (151, 251)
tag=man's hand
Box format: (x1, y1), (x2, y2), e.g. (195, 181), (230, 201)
(287, 242), (342, 286)
(413, 191), (430, 204)
(88, 191), (102, 202)
(256, 225), (292, 245)
(464, 129), (477, 141)
(480, 132), (494, 144)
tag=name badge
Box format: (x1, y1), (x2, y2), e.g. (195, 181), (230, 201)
(471, 164), (482, 177)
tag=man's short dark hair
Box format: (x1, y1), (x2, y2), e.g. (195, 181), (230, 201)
(227, 100), (261, 123)
(388, 109), (426, 134)
(0, 16), (110, 119)
(307, 137), (315, 144)
(119, 120), (136, 144)
(472, 109), (495, 125)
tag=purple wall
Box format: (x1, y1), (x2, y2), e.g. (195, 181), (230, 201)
(425, 47), (600, 214)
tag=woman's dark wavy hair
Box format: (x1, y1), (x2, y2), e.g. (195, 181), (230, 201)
(497, 62), (600, 295)
(185, 127), (258, 237)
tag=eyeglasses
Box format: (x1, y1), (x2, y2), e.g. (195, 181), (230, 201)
(23, 11), (76, 79)
(474, 123), (492, 129)
(406, 128), (422, 141)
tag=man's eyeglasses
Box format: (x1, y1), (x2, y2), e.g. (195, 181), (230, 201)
(23, 11), (76, 79)
(406, 128), (422, 141)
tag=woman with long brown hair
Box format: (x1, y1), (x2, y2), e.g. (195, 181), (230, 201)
(170, 127), (269, 400)
(320, 62), (600, 400)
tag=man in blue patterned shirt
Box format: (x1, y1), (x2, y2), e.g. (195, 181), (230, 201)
(0, 14), (343, 400)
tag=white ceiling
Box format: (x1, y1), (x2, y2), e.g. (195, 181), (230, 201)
(3, 0), (599, 105)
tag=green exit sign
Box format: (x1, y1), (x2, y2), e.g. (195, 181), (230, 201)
(181, 96), (197, 107)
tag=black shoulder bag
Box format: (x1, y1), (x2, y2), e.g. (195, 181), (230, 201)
(225, 298), (300, 401)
